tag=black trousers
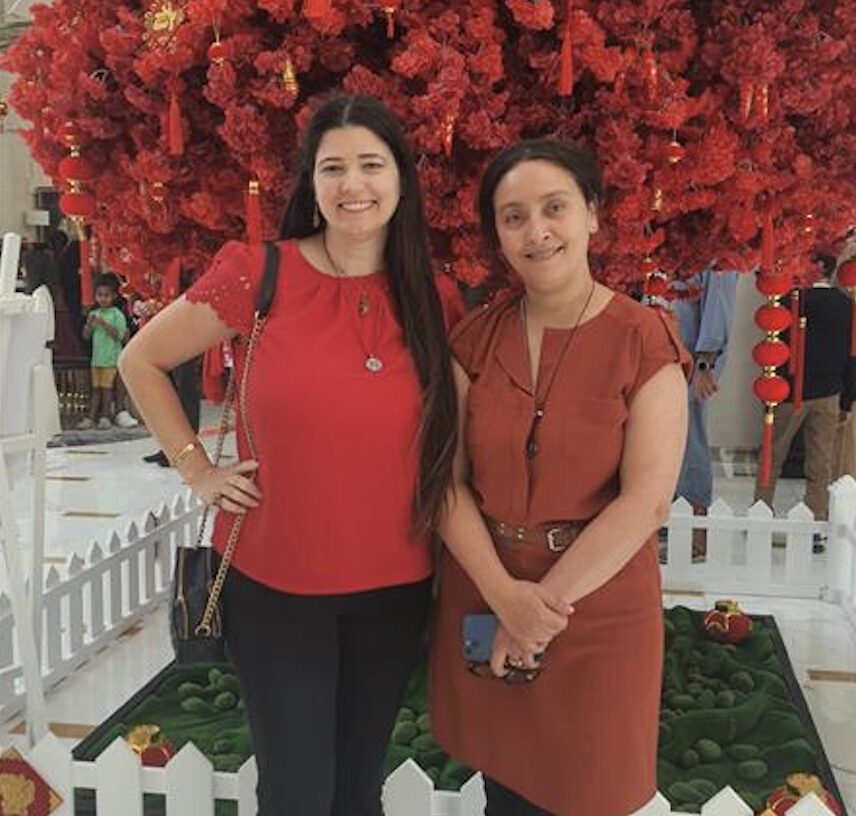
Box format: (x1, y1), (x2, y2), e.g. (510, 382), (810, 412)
(485, 777), (553, 816)
(222, 566), (431, 816)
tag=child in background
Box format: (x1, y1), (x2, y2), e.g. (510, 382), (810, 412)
(77, 274), (129, 430)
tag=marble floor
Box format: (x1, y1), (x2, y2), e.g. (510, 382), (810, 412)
(1, 423), (854, 814)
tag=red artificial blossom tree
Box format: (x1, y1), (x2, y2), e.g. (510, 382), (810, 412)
(3, 0), (854, 298)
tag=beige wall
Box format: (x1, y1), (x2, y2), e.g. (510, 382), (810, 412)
(0, 68), (51, 238)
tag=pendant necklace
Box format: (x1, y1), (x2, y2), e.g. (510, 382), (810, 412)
(521, 280), (596, 459)
(321, 232), (384, 373)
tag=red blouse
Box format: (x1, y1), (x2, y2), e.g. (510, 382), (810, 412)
(186, 239), (463, 594)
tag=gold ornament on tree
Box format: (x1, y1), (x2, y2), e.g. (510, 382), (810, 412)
(282, 57), (299, 95)
(143, 0), (185, 50)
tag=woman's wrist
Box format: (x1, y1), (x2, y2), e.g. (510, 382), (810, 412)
(479, 570), (515, 614)
(176, 450), (213, 486)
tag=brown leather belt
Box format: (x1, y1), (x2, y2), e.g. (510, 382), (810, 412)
(486, 517), (587, 553)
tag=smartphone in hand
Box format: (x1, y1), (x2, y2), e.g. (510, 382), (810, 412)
(462, 613), (499, 663)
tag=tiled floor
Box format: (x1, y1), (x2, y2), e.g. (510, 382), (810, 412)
(1, 426), (854, 814)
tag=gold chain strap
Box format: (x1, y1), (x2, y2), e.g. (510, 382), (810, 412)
(195, 313), (266, 637)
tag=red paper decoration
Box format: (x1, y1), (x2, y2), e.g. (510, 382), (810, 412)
(0, 747), (63, 815)
(767, 773), (843, 816)
(702, 600), (752, 644)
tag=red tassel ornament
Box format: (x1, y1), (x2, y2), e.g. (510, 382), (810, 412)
(793, 316), (806, 411)
(79, 231), (93, 306)
(168, 91), (183, 156)
(761, 213), (774, 276)
(758, 407), (774, 487)
(788, 290), (799, 374)
(559, 7), (573, 97)
(246, 180), (262, 244)
(642, 49), (658, 104)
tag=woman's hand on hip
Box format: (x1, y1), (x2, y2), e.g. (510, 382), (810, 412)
(491, 579), (572, 651)
(186, 459), (261, 514)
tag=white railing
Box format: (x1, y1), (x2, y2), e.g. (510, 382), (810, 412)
(0, 737), (838, 816)
(0, 493), (199, 723)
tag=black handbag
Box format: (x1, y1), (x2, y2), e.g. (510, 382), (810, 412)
(170, 241), (280, 664)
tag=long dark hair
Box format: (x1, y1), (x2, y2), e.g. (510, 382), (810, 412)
(279, 94), (457, 535)
(22, 246), (59, 294)
(478, 139), (603, 252)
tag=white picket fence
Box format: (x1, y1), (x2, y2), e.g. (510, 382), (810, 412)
(2, 479), (856, 814)
(660, 477), (856, 623)
(0, 493), (198, 724)
(0, 736), (839, 816)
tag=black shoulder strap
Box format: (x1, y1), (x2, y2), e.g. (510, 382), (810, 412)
(254, 241), (280, 318)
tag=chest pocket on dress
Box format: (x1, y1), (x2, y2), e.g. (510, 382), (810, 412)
(553, 397), (628, 461)
(466, 382), (504, 450)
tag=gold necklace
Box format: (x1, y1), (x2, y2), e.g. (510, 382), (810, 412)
(321, 232), (384, 374)
(521, 281), (596, 459)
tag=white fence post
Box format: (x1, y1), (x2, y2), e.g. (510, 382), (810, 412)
(382, 759), (434, 816)
(784, 503), (815, 587)
(95, 737), (144, 816)
(827, 475), (856, 620)
(165, 741), (215, 816)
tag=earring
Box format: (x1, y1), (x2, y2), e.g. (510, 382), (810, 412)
(312, 204), (321, 229)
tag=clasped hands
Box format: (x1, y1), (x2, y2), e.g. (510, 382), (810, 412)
(487, 579), (574, 679)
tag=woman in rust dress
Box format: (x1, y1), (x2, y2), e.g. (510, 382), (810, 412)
(429, 140), (690, 815)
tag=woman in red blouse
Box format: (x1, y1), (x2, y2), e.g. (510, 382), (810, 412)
(120, 95), (461, 815)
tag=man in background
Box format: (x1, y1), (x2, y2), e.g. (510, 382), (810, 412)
(673, 266), (738, 557)
(755, 255), (856, 542)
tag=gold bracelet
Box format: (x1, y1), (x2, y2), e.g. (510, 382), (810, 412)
(171, 441), (199, 468)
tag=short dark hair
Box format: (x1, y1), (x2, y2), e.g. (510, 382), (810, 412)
(478, 139), (603, 253)
(279, 94), (457, 535)
(94, 273), (118, 293)
(815, 253), (836, 279)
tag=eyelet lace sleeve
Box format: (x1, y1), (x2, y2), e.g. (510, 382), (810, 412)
(185, 241), (264, 335)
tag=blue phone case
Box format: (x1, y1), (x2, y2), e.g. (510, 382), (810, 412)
(462, 613), (499, 663)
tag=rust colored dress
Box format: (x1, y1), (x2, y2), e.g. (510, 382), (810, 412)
(429, 288), (690, 816)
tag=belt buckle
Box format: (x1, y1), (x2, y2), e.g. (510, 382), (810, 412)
(545, 526), (568, 552)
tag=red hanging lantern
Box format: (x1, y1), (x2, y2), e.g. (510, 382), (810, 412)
(751, 339), (789, 369)
(640, 256), (658, 276)
(208, 39), (228, 66)
(665, 140), (685, 165)
(754, 303), (792, 333)
(754, 226), (790, 487)
(57, 128), (96, 305)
